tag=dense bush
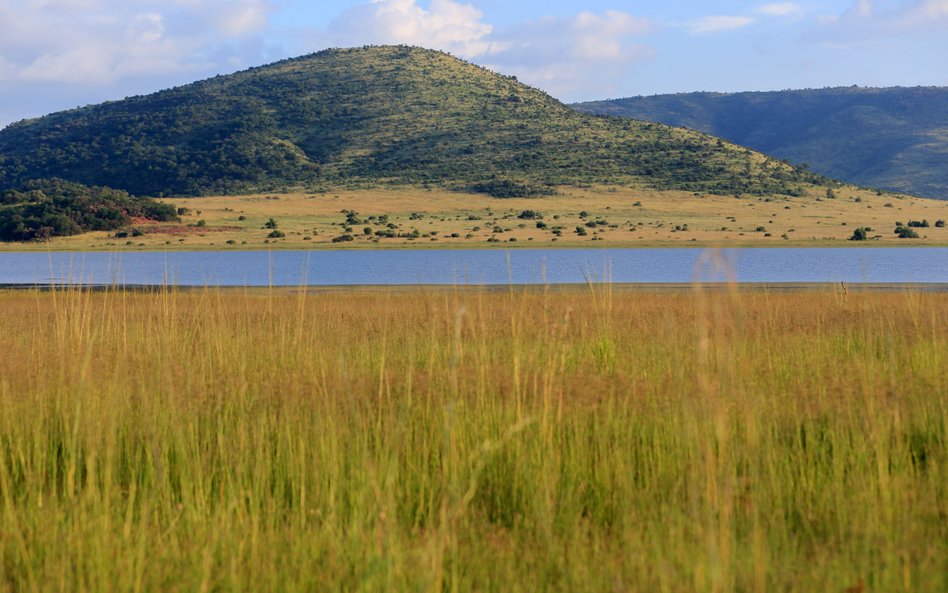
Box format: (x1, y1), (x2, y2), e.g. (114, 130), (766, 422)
(0, 178), (177, 241)
(895, 226), (920, 239)
(470, 180), (555, 199)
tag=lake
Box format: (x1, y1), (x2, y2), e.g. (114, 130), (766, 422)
(0, 248), (945, 286)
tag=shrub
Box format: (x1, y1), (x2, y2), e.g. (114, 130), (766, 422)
(907, 220), (929, 228)
(850, 227), (869, 241)
(895, 226), (919, 239)
(517, 210), (542, 220)
(264, 218), (278, 229)
(0, 178), (176, 242)
(471, 180), (554, 198)
(267, 230), (285, 239)
(331, 234), (354, 243)
(575, 226), (588, 236)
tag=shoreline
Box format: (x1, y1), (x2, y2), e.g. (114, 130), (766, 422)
(2, 240), (948, 253)
(3, 282), (946, 292)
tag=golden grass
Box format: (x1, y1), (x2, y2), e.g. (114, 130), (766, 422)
(0, 286), (945, 591)
(4, 184), (946, 250)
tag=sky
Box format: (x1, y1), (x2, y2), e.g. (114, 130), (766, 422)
(1, 0), (947, 128)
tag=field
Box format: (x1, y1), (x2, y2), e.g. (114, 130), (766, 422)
(0, 286), (945, 592)
(3, 184), (946, 250)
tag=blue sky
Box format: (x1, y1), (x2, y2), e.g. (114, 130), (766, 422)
(1, 0), (947, 127)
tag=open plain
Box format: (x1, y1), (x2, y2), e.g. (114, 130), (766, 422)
(2, 184), (945, 251)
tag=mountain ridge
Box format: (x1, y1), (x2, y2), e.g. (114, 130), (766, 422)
(573, 86), (948, 199)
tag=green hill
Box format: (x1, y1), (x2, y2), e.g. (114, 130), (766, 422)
(0, 46), (824, 200)
(573, 87), (948, 199)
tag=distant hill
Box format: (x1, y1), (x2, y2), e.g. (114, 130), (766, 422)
(573, 87), (948, 199)
(0, 45), (825, 200)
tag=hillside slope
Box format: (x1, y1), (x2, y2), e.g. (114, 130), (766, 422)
(573, 87), (948, 199)
(0, 46), (823, 198)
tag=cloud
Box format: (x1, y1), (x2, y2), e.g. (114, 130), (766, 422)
(328, 0), (498, 58)
(0, 0), (274, 84)
(685, 15), (757, 34)
(324, 2), (655, 101)
(477, 11), (654, 101)
(825, 0), (948, 31)
(756, 3), (803, 17)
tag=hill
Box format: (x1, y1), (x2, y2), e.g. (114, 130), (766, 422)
(0, 46), (825, 200)
(573, 87), (948, 199)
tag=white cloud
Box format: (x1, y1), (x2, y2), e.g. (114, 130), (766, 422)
(324, 2), (655, 101)
(0, 0), (274, 84)
(328, 0), (498, 58)
(206, 0), (272, 36)
(756, 3), (802, 17)
(128, 13), (165, 44)
(481, 11), (654, 100)
(900, 0), (948, 22)
(805, 0), (948, 48)
(685, 15), (756, 34)
(833, 0), (948, 29)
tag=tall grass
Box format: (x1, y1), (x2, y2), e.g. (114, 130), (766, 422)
(0, 287), (944, 592)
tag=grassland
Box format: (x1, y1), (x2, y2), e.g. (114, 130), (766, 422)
(0, 286), (944, 591)
(3, 184), (946, 251)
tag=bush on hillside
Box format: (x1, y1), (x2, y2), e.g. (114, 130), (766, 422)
(0, 178), (177, 241)
(470, 180), (555, 199)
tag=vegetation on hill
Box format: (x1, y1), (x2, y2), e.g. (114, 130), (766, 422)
(0, 178), (177, 241)
(573, 86), (948, 199)
(0, 46), (825, 199)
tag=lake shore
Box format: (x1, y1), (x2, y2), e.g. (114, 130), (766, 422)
(3, 282), (947, 292)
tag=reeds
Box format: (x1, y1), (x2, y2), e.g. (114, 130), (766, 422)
(0, 286), (944, 592)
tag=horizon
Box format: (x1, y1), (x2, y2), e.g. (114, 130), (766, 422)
(2, 1), (947, 128)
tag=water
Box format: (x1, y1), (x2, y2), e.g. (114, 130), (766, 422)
(0, 248), (945, 286)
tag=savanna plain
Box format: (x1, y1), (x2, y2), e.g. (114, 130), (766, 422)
(5, 184), (946, 251)
(0, 286), (944, 592)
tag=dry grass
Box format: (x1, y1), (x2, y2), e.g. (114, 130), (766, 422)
(0, 287), (945, 591)
(3, 185), (945, 251)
